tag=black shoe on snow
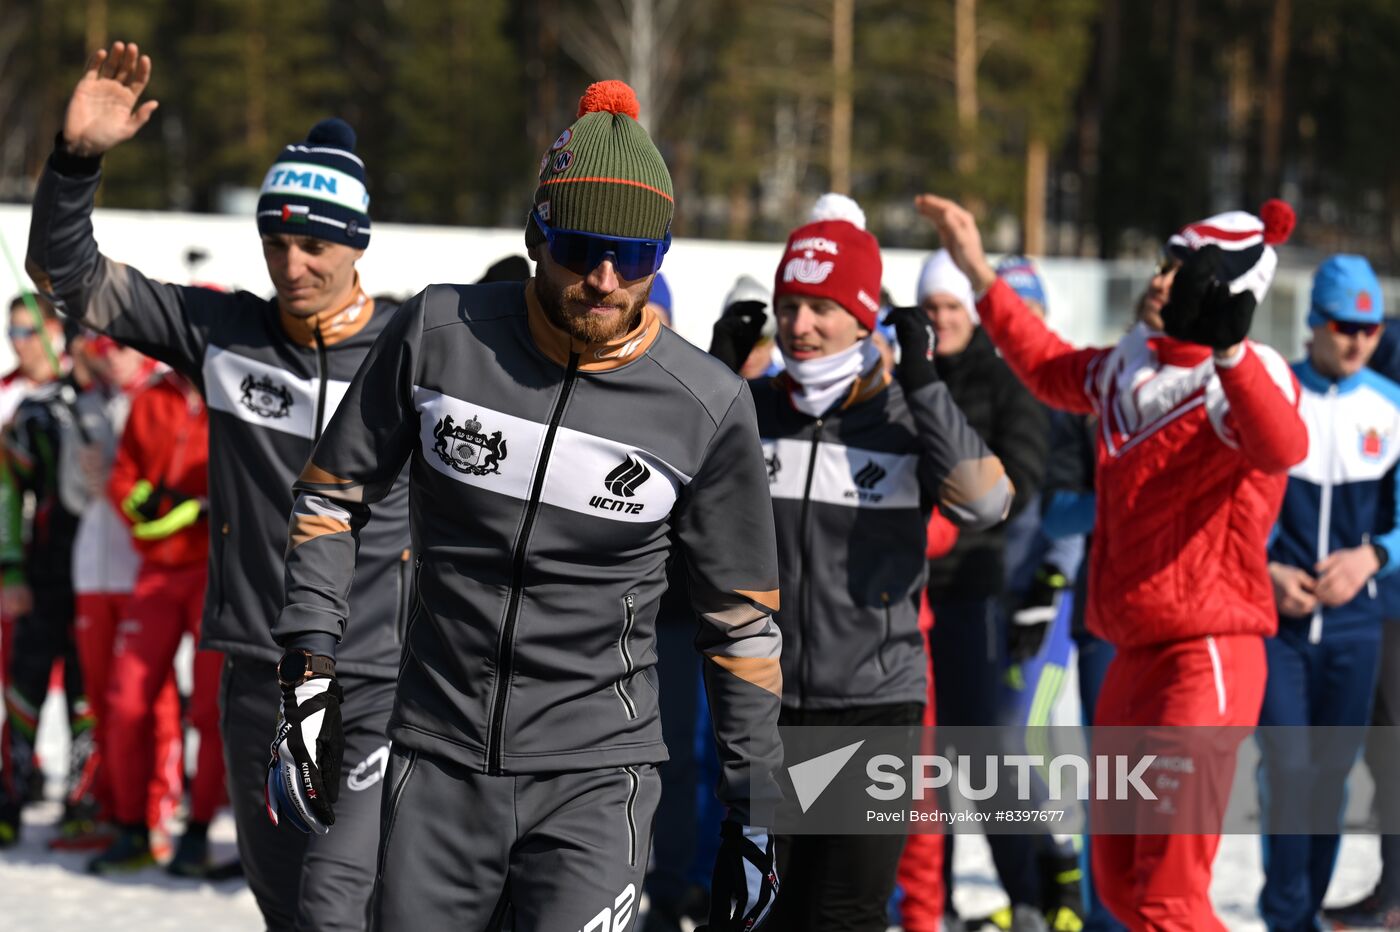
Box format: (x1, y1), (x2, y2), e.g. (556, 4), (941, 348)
(86, 825), (154, 875)
(166, 823), (212, 879)
(0, 799), (19, 848)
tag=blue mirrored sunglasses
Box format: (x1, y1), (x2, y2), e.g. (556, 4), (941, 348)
(532, 209), (670, 281)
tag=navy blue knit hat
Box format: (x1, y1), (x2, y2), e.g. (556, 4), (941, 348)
(256, 119), (370, 249)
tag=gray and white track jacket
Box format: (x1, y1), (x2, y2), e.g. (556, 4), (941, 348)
(26, 151), (412, 678)
(276, 283), (784, 822)
(754, 368), (1012, 710)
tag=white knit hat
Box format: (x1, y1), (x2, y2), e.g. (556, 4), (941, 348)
(916, 249), (979, 324)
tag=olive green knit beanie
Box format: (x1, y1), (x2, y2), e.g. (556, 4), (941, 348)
(526, 80), (674, 247)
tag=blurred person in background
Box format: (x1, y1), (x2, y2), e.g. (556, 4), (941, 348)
(916, 247), (1049, 931)
(0, 296), (50, 424)
(60, 332), (182, 855)
(0, 310), (99, 846)
(720, 192), (1012, 931)
(1327, 293), (1400, 929)
(89, 367), (222, 878)
(28, 41), (411, 928)
(0, 294), (63, 843)
(647, 271), (673, 327)
(711, 273), (781, 380)
(475, 254), (532, 285)
(918, 192), (1305, 932)
(1259, 255), (1400, 932)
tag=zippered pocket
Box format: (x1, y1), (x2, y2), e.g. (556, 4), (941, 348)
(614, 593), (638, 720)
(623, 765), (640, 866)
(374, 748), (418, 887)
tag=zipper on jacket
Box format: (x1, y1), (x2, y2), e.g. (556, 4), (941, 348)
(216, 521), (231, 618)
(394, 549), (411, 645)
(397, 556), (424, 681)
(796, 419), (824, 707)
(312, 326), (329, 443)
(1365, 533), (1378, 601)
(485, 351), (580, 773)
(877, 592), (891, 676)
(1311, 385), (1338, 644)
(614, 593), (638, 720)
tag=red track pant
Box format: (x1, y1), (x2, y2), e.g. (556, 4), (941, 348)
(106, 563), (225, 826)
(1090, 634), (1265, 932)
(75, 592), (183, 828)
(895, 591), (944, 932)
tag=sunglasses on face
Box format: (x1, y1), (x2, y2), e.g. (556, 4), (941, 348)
(1327, 319), (1381, 337)
(531, 209), (670, 281)
(7, 326), (38, 341)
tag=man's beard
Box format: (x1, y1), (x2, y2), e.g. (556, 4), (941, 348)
(536, 266), (646, 344)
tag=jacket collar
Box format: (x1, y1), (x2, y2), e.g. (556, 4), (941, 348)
(525, 279), (661, 372)
(278, 276), (375, 347)
(1295, 357), (1365, 395)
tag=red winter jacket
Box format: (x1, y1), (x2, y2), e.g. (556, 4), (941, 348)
(108, 371), (209, 568)
(976, 279), (1307, 649)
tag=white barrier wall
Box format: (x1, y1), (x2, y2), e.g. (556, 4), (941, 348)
(2, 203), (1396, 375)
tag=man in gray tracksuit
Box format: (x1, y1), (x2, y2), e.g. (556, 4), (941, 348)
(710, 194), (1013, 931)
(27, 42), (410, 929)
(271, 81), (784, 932)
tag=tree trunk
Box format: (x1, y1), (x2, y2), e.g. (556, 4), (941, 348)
(1260, 0), (1291, 199)
(1024, 135), (1048, 255)
(954, 0), (978, 180)
(86, 0), (107, 53)
(830, 0), (853, 194)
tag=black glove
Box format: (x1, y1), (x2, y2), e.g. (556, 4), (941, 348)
(709, 301), (769, 374)
(1008, 563), (1071, 664)
(886, 305), (940, 391)
(701, 821), (779, 931)
(1161, 244), (1258, 350)
(267, 675), (344, 834)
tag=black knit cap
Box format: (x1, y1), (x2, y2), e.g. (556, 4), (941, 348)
(257, 119), (371, 249)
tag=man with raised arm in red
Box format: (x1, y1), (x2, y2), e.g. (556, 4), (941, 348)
(915, 194), (1308, 931)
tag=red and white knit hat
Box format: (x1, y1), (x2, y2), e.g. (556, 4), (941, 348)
(773, 193), (883, 331)
(1165, 199), (1296, 303)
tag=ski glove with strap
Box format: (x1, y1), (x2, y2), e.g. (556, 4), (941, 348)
(1161, 244), (1259, 351)
(266, 675), (343, 835)
(887, 305), (940, 392)
(700, 820), (779, 931)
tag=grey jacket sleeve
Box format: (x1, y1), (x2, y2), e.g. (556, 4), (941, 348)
(905, 380), (1014, 530)
(26, 152), (215, 380)
(274, 297), (424, 655)
(674, 382), (785, 827)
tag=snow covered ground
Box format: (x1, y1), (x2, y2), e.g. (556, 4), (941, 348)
(1, 688), (1384, 929)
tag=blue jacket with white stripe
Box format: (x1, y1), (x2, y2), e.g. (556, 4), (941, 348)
(1269, 360), (1400, 638)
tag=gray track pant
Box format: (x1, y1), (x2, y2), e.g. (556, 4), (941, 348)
(371, 747), (661, 932)
(221, 656), (394, 932)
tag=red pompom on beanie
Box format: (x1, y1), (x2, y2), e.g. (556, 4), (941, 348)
(1259, 198), (1296, 246)
(577, 80), (641, 120)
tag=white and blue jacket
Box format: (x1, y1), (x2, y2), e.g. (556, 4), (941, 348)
(1269, 361), (1400, 641)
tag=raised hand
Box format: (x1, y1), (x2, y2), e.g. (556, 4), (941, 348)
(913, 194), (996, 294)
(62, 41), (159, 158)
